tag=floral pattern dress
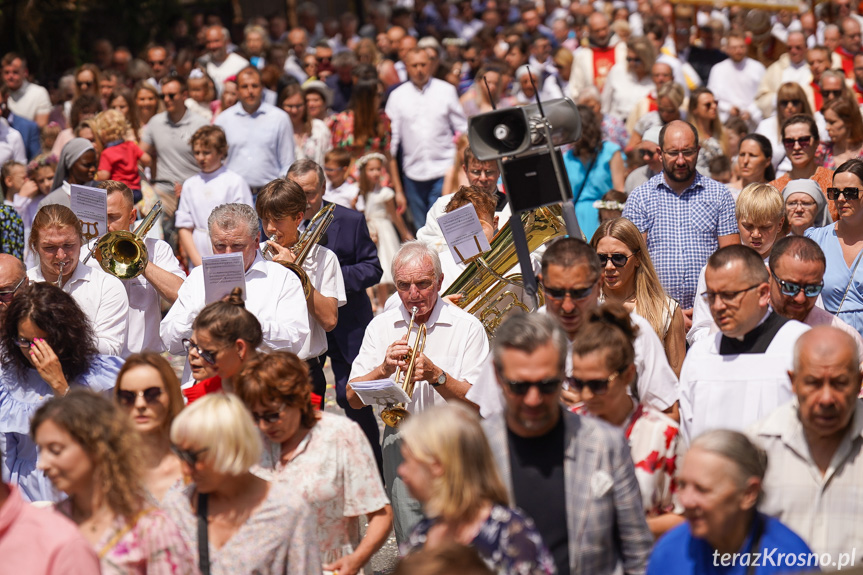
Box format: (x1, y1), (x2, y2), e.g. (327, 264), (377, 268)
(294, 118), (332, 167)
(327, 109), (394, 187)
(401, 503), (556, 575)
(0, 204), (24, 259)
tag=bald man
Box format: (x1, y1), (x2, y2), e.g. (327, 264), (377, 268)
(0, 253), (26, 311)
(749, 326), (863, 559)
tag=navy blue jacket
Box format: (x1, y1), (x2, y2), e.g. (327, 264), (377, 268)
(8, 113), (40, 161)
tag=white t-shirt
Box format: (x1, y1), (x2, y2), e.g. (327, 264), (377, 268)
(7, 81), (52, 122)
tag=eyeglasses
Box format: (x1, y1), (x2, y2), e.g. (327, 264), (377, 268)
(0, 276), (25, 304)
(626, 57), (642, 64)
(117, 386), (163, 407)
(395, 279), (435, 292)
(827, 187), (861, 200)
(701, 283), (762, 304)
(162, 92), (179, 100)
(597, 251), (638, 268)
(701, 101), (717, 108)
(498, 375), (563, 396)
(171, 445), (209, 467)
(283, 103), (304, 110)
(251, 404), (285, 424)
(662, 148), (698, 159)
(542, 280), (597, 301)
(787, 200), (816, 209)
(640, 148), (658, 158)
(783, 136), (813, 149)
(182, 338), (230, 364)
(566, 370), (623, 396)
(13, 335), (35, 348)
(779, 99), (802, 107)
(76, 81), (92, 88)
(316, 56), (332, 63)
(821, 89), (843, 98)
(771, 272), (824, 298)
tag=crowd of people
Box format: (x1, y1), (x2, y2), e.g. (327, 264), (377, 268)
(1, 1), (863, 574)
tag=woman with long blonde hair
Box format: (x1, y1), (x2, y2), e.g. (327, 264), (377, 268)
(590, 217), (686, 375)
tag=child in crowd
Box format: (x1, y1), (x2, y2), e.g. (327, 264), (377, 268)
(94, 109), (151, 203)
(27, 153), (57, 196)
(709, 155), (733, 185)
(40, 122), (60, 154)
(322, 148), (361, 210)
(8, 156), (53, 266)
(594, 189), (627, 225)
(175, 125), (252, 268)
(357, 152), (412, 310)
(186, 69), (215, 121)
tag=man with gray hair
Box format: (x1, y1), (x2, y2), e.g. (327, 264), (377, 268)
(347, 239), (489, 543)
(749, 325), (863, 559)
(160, 202), (309, 378)
(203, 25), (249, 96)
(483, 312), (652, 575)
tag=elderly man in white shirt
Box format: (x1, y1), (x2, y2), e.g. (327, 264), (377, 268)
(749, 326), (863, 560)
(256, 178), (346, 406)
(385, 48), (467, 229)
(27, 204), (129, 356)
(81, 181), (185, 356)
(347, 240), (489, 544)
(707, 32), (766, 126)
(160, 203), (309, 379)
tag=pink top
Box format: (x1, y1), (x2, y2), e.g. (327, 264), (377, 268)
(0, 483), (101, 574)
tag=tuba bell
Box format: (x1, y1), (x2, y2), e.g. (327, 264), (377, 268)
(263, 203), (335, 300)
(93, 201), (163, 280)
(442, 204), (567, 337)
(380, 306), (427, 428)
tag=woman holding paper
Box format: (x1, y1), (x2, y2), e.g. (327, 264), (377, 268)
(26, 204), (129, 356)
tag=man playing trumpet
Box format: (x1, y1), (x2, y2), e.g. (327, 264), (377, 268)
(347, 240), (489, 544)
(256, 178), (346, 407)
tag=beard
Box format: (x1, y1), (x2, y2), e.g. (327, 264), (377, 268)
(662, 158), (695, 182)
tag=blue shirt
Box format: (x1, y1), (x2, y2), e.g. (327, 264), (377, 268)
(806, 224), (863, 337)
(564, 141), (621, 241)
(623, 172), (737, 309)
(214, 102), (295, 188)
(648, 513), (818, 575)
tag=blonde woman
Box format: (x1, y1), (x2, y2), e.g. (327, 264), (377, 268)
(688, 87), (728, 174)
(398, 404), (555, 575)
(590, 218), (686, 376)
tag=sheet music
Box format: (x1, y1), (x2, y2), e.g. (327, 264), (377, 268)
(202, 252), (246, 304)
(350, 379), (412, 407)
(437, 203), (491, 264)
(70, 185), (108, 242)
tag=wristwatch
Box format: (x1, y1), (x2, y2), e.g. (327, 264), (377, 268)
(432, 370), (447, 388)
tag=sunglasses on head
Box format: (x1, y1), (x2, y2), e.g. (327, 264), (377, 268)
(783, 136), (812, 149)
(566, 370), (622, 395)
(117, 386), (163, 407)
(771, 272), (824, 298)
(251, 404), (285, 424)
(597, 251), (638, 268)
(827, 187), (861, 200)
(171, 445), (208, 466)
(499, 376), (562, 396)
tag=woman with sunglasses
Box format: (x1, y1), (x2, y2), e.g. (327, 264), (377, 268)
(0, 283), (121, 502)
(590, 217), (685, 376)
(687, 88), (728, 175)
(805, 158), (863, 336)
(163, 392), (321, 574)
(114, 353), (186, 502)
(235, 351), (392, 575)
(569, 303), (685, 538)
(817, 97), (863, 170)
(181, 287), (262, 403)
(398, 404), (555, 574)
(755, 82), (815, 175)
(31, 390), (195, 573)
(770, 114), (837, 221)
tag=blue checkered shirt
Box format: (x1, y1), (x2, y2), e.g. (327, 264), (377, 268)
(622, 172), (737, 309)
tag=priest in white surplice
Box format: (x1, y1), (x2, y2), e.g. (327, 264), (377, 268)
(679, 245), (810, 444)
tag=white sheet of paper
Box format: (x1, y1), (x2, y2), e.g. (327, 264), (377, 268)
(350, 379), (412, 407)
(70, 185), (108, 242)
(202, 252), (246, 304)
(437, 203), (491, 264)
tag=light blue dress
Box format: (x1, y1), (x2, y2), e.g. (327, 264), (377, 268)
(0, 355), (122, 502)
(806, 225), (863, 337)
(563, 141), (621, 242)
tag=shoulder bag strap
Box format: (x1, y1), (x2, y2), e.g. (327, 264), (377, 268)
(572, 149), (600, 206)
(837, 249), (863, 314)
(197, 492), (211, 575)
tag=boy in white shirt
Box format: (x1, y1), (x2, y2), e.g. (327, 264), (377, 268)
(322, 148), (362, 211)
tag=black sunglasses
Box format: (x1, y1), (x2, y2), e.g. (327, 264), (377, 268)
(821, 89), (843, 98)
(597, 251), (638, 268)
(182, 338), (229, 364)
(542, 280), (597, 301)
(779, 99), (802, 107)
(171, 445), (208, 467)
(566, 370), (622, 395)
(117, 386), (163, 407)
(827, 187), (861, 200)
(251, 404), (285, 425)
(783, 136), (812, 149)
(0, 276), (25, 304)
(772, 272), (824, 298)
(499, 376), (563, 396)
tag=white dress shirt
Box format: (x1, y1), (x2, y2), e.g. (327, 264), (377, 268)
(679, 317), (810, 445)
(350, 297), (489, 414)
(466, 309), (680, 417)
(324, 180), (362, 211)
(83, 236), (186, 356)
(707, 57), (766, 124)
(260, 243), (346, 359)
(206, 53), (250, 97)
(160, 251), (309, 362)
(600, 65), (654, 123)
(385, 78), (468, 181)
(27, 262), (129, 356)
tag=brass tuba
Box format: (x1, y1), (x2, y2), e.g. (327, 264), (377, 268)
(93, 201), (163, 280)
(381, 306), (427, 428)
(442, 204), (567, 337)
(263, 202), (335, 300)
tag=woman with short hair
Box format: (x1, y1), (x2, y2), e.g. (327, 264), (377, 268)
(162, 392), (321, 575)
(646, 430), (814, 574)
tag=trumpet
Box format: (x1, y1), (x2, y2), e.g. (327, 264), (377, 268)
(56, 261), (66, 288)
(380, 306), (427, 428)
(92, 201), (163, 280)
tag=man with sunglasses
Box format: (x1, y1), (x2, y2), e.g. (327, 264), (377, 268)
(0, 254), (26, 308)
(679, 245), (810, 445)
(347, 240), (489, 544)
(483, 313), (652, 575)
(770, 235), (863, 358)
